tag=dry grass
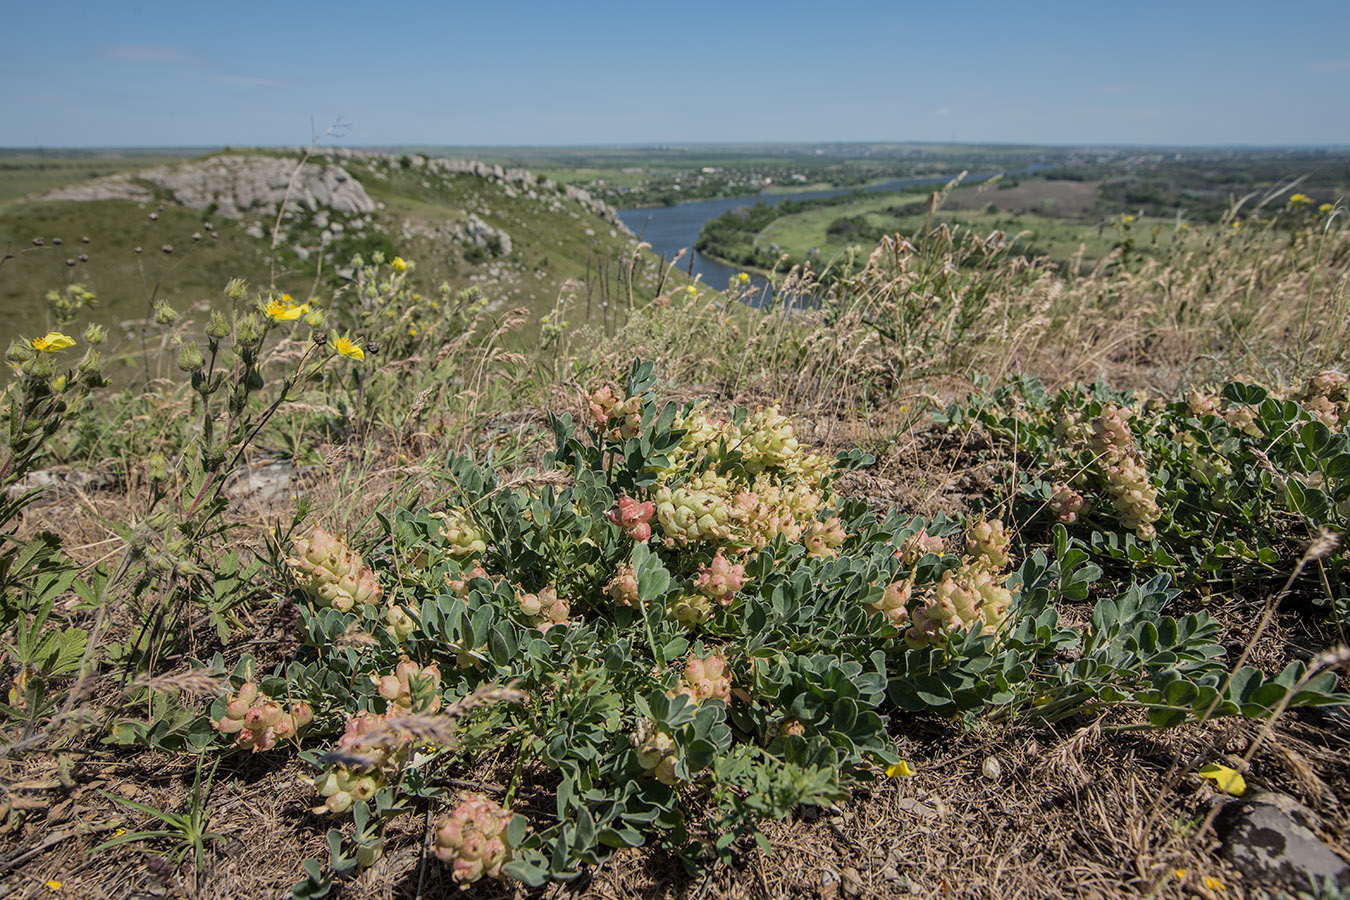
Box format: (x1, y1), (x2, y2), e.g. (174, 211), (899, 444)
(4, 219), (1350, 898)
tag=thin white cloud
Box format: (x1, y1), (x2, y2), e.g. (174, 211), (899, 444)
(936, 107), (951, 116)
(97, 43), (202, 65)
(1306, 59), (1350, 73)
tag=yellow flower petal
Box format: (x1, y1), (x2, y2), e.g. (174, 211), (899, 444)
(391, 256), (408, 272)
(1198, 763), (1246, 796)
(1204, 875), (1226, 892)
(886, 761), (915, 778)
(30, 332), (76, 353)
(45, 881), (61, 892)
(334, 335), (365, 361)
(263, 298), (311, 322)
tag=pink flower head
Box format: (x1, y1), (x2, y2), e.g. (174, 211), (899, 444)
(589, 385), (620, 426)
(694, 552), (747, 604)
(609, 495), (656, 542)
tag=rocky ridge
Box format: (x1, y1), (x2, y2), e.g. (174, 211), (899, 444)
(33, 150), (632, 273)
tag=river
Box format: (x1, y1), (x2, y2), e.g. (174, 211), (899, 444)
(616, 169), (1046, 304)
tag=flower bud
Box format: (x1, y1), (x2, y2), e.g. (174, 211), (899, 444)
(176, 339), (205, 373)
(153, 300), (179, 325)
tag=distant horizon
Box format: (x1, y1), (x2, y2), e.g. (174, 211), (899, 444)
(4, 0), (1349, 148)
(2, 140), (1348, 154)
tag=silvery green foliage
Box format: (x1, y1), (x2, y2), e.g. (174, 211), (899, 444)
(251, 362), (1350, 893)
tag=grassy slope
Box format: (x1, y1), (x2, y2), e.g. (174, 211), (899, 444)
(0, 151), (650, 348)
(0, 155), (198, 208)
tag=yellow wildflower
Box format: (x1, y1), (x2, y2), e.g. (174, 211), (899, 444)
(334, 335), (365, 361)
(30, 332), (76, 353)
(685, 285), (698, 296)
(391, 256), (408, 272)
(1320, 203), (1334, 213)
(409, 325), (418, 337)
(1123, 214), (1135, 223)
(737, 272), (750, 283)
(886, 761), (915, 778)
(263, 296), (311, 322)
(1288, 193), (1312, 207)
(1198, 763), (1245, 796)
(45, 882), (61, 892)
(1204, 875), (1226, 892)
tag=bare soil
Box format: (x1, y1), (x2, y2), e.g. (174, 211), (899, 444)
(941, 180), (1102, 218)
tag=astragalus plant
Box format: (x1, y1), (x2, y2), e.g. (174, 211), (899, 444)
(204, 359), (1349, 894)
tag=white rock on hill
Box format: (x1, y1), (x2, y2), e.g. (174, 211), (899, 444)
(39, 155), (375, 220)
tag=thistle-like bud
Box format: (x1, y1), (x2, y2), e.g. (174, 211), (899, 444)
(176, 339), (205, 373)
(153, 300), (179, 325)
(83, 323), (106, 346)
(147, 452), (168, 484)
(6, 339), (35, 366)
(234, 313), (262, 347)
(206, 310), (231, 340)
(224, 278), (248, 301)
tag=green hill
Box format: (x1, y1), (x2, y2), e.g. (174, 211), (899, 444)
(0, 149), (650, 347)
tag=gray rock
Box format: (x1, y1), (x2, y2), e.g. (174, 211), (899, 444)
(224, 458), (298, 507)
(39, 154), (374, 220)
(1215, 791), (1350, 891)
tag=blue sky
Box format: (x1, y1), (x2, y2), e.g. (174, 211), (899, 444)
(2, 0), (1347, 148)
